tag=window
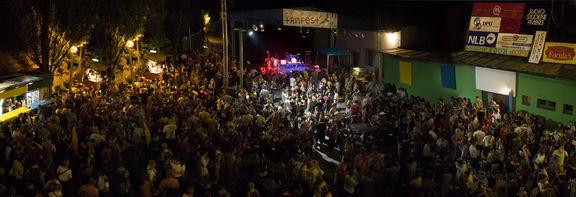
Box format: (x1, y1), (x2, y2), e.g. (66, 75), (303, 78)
(522, 95), (530, 105)
(537, 99), (556, 111)
(564, 104), (574, 115)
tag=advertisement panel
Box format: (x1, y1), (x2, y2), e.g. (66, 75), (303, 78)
(465, 45), (530, 57)
(466, 31), (498, 47)
(283, 9), (338, 29)
(528, 31), (547, 63)
(542, 42), (576, 64)
(496, 33), (533, 51)
(469, 17), (501, 32)
(470, 2), (525, 33)
(520, 2), (550, 33)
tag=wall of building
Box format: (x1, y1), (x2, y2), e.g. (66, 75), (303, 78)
(382, 54), (576, 125)
(516, 73), (576, 124)
(335, 31), (378, 67)
(381, 54), (481, 105)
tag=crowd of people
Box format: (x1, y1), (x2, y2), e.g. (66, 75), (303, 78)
(1, 50), (576, 197)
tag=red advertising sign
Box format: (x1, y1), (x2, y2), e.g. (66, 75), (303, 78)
(542, 42), (576, 64)
(471, 2), (525, 33)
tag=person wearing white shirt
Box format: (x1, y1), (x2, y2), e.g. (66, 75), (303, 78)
(483, 135), (495, 148)
(147, 160), (158, 183)
(473, 130), (485, 146)
(57, 160), (72, 183)
(169, 159), (186, 179)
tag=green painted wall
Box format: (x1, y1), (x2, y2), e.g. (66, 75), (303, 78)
(516, 73), (576, 125)
(381, 54), (481, 105)
(380, 53), (576, 125)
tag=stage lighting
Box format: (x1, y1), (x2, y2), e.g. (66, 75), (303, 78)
(249, 31), (254, 36)
(277, 27), (282, 31)
(252, 24), (258, 31)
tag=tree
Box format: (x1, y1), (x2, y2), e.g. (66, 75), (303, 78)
(9, 0), (97, 74)
(165, 0), (194, 56)
(88, 0), (150, 79)
(144, 0), (169, 51)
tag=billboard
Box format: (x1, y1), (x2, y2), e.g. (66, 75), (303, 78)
(465, 2), (534, 57)
(542, 42), (576, 64)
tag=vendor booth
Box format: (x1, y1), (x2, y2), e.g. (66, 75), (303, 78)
(316, 48), (351, 74)
(0, 74), (52, 122)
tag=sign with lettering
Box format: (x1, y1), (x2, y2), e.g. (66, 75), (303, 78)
(470, 2), (525, 33)
(496, 33), (533, 52)
(283, 9), (338, 29)
(542, 42), (576, 64)
(468, 17), (501, 32)
(528, 31), (547, 63)
(519, 2), (550, 33)
(465, 45), (530, 57)
(466, 31), (498, 47)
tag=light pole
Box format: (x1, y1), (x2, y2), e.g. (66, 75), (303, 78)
(221, 0), (229, 89)
(127, 40), (135, 82)
(126, 35), (141, 82)
(68, 45), (83, 89)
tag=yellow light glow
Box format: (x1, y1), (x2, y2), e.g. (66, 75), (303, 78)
(70, 46), (78, 54)
(126, 40), (134, 48)
(386, 32), (398, 45)
(204, 14), (211, 25)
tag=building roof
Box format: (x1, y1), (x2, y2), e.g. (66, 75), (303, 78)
(0, 46), (39, 76)
(381, 48), (576, 82)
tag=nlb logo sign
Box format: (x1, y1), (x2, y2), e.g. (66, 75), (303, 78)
(467, 31), (497, 47)
(469, 17), (501, 32)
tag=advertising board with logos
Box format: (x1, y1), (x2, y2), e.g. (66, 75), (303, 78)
(542, 42), (576, 64)
(465, 2), (551, 60)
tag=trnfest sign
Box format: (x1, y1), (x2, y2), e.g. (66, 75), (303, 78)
(283, 9), (338, 29)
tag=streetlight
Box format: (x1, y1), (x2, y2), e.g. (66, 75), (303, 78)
(204, 13), (211, 25)
(126, 35), (142, 82)
(68, 42), (86, 89)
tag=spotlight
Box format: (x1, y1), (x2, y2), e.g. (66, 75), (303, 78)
(249, 31), (254, 36)
(259, 24), (264, 28)
(252, 24), (258, 31)
(277, 27), (282, 31)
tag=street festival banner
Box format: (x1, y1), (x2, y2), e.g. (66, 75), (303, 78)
(283, 9), (338, 29)
(542, 42), (576, 65)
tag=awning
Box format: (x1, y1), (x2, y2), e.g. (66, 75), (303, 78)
(28, 77), (53, 91)
(318, 48), (350, 56)
(0, 86), (26, 100)
(381, 48), (576, 82)
(143, 53), (168, 62)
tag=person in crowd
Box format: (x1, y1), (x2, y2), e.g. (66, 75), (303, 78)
(2, 50), (576, 197)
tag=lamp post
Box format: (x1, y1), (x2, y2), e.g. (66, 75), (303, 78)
(221, 0), (229, 89)
(127, 40), (134, 82)
(68, 45), (83, 89)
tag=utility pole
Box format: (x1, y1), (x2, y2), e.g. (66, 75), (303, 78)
(239, 29), (244, 90)
(221, 0), (229, 89)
